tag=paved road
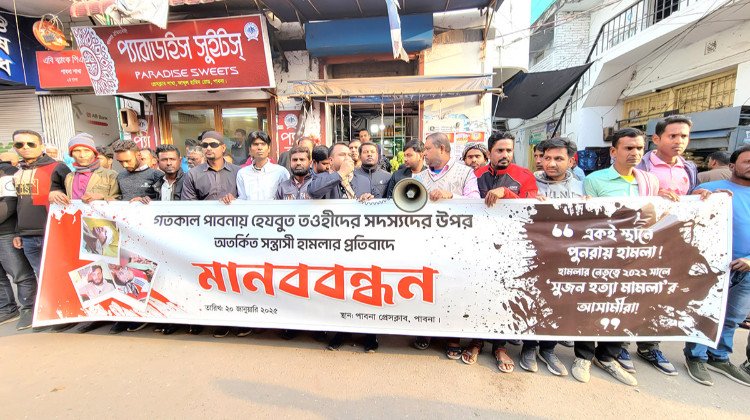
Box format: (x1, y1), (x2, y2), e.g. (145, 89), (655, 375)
(1, 323), (747, 419)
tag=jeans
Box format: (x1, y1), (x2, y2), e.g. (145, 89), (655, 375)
(21, 235), (44, 278)
(574, 342), (623, 362)
(685, 271), (750, 361)
(0, 234), (37, 313)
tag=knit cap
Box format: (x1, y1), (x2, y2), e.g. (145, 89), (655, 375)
(68, 133), (98, 155)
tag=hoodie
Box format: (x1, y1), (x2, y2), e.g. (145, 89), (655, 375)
(14, 154), (71, 236)
(534, 170), (585, 198)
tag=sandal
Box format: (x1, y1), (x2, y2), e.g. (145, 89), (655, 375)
(461, 340), (483, 365)
(494, 347), (515, 373)
(446, 342), (463, 360)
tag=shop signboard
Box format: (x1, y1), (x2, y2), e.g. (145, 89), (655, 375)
(36, 50), (93, 89)
(71, 15), (275, 95)
(0, 11), (41, 87)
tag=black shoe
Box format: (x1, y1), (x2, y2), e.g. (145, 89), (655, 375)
(52, 323), (75, 332)
(77, 321), (106, 333)
(17, 309), (33, 330)
(280, 329), (300, 340)
(327, 332), (348, 350)
(0, 310), (20, 326)
(187, 325), (203, 335)
(312, 331), (328, 342)
(109, 322), (129, 334)
(363, 334), (379, 353)
(213, 327), (230, 338)
(161, 324), (179, 335)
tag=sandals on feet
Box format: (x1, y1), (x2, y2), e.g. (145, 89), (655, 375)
(461, 340), (483, 365)
(495, 347), (515, 373)
(413, 336), (430, 350)
(446, 342), (463, 360)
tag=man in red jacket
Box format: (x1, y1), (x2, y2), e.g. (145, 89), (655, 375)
(476, 131), (538, 205)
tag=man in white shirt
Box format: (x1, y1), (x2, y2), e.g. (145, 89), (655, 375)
(236, 131), (289, 200)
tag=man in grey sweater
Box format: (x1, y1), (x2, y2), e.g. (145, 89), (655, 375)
(534, 138), (585, 199)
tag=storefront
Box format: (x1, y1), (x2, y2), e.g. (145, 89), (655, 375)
(63, 14), (277, 158)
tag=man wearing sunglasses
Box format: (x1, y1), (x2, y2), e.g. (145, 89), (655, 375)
(180, 131), (240, 202)
(10, 130), (71, 330)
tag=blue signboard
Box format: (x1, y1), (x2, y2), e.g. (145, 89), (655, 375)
(0, 11), (41, 87)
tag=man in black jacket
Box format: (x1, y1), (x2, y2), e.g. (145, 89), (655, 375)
(152, 145), (184, 201)
(385, 140), (425, 198)
(0, 152), (37, 330)
(11, 131), (71, 330)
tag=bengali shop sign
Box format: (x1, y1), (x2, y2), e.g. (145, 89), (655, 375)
(35, 196), (731, 346)
(36, 50), (92, 89)
(70, 15), (275, 95)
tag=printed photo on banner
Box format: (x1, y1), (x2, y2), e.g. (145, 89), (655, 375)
(80, 217), (121, 261)
(68, 262), (117, 308)
(107, 248), (158, 309)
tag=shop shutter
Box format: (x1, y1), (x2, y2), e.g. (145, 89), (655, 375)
(0, 89), (43, 149)
(39, 95), (76, 153)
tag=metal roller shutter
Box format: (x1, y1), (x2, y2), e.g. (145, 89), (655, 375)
(39, 95), (76, 153)
(0, 89), (43, 149)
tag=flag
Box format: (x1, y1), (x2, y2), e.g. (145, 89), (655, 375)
(385, 0), (409, 62)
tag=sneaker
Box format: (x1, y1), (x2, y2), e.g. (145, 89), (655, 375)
(740, 360), (750, 376)
(616, 348), (636, 373)
(685, 358), (713, 386)
(519, 347), (538, 372)
(213, 327), (230, 338)
(572, 358), (591, 383)
(539, 349), (568, 376)
(109, 322), (129, 334)
(594, 357), (638, 386)
(559, 341), (574, 348)
(637, 348), (677, 375)
(0, 310), (20, 325)
(17, 309), (33, 330)
(126, 322), (148, 332)
(706, 359), (750, 386)
(363, 334), (379, 353)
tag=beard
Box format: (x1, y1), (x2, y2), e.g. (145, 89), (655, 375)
(292, 166), (309, 177)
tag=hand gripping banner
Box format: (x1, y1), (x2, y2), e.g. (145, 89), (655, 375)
(34, 195), (731, 346)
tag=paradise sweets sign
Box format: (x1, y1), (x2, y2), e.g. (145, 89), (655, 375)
(71, 15), (275, 95)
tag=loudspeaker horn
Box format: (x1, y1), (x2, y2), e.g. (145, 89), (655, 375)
(120, 108), (140, 133)
(392, 178), (428, 213)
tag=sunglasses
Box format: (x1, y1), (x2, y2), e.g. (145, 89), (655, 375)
(14, 141), (39, 149)
(201, 142), (222, 149)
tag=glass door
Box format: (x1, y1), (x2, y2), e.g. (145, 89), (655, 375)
(167, 107), (218, 155)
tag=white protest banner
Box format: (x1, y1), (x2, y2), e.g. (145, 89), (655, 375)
(35, 196), (731, 346)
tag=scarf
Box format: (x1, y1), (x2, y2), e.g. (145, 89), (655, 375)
(73, 159), (101, 173)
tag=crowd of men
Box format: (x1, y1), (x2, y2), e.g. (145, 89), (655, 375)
(1, 115), (749, 388)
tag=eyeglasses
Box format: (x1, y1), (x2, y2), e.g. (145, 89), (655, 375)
(13, 142), (38, 149)
(201, 142), (222, 149)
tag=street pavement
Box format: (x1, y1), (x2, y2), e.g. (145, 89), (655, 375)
(1, 322), (747, 419)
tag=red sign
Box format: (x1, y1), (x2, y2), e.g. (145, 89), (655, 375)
(36, 50), (92, 89)
(71, 15), (275, 95)
(277, 110), (301, 154)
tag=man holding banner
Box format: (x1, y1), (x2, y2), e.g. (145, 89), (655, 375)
(578, 127), (660, 386)
(684, 145), (750, 387)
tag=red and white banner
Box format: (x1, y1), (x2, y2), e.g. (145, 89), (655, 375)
(34, 197), (731, 346)
(71, 15), (275, 95)
(36, 50), (93, 89)
(277, 110), (301, 154)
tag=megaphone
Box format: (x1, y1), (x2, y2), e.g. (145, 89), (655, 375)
(392, 178), (428, 212)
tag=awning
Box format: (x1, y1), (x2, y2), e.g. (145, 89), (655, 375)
(492, 63), (592, 120)
(290, 74), (495, 104)
(305, 13), (433, 57)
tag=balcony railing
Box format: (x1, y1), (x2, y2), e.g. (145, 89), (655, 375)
(554, 0), (704, 134)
